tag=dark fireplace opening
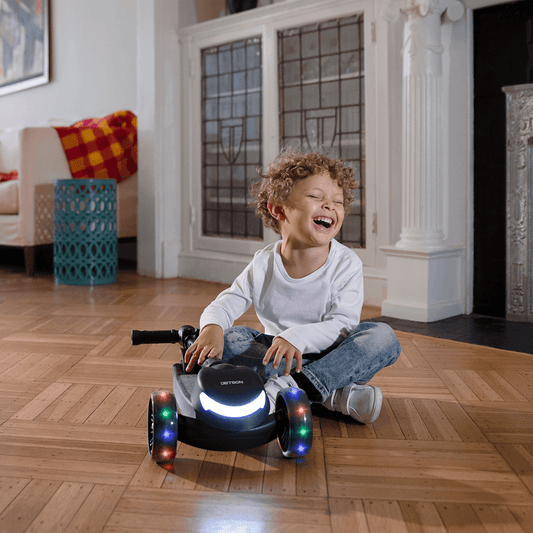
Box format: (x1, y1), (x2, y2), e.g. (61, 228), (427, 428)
(473, 0), (532, 318)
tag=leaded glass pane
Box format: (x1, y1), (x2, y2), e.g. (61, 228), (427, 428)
(201, 38), (263, 240)
(278, 14), (365, 248)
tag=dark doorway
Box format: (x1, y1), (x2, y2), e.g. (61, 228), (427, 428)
(473, 0), (532, 317)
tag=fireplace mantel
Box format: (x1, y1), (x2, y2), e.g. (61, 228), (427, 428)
(503, 83), (533, 322)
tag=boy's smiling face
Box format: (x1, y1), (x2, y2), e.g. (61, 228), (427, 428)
(268, 171), (345, 249)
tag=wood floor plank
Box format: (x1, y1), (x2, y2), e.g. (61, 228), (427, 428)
(324, 438), (533, 504)
(0, 332), (107, 355)
(24, 481), (94, 533)
(0, 351), (33, 375)
(12, 382), (72, 420)
(66, 484), (126, 533)
(0, 436), (145, 467)
(496, 443), (533, 494)
(0, 315), (40, 333)
(111, 386), (152, 427)
(462, 404), (533, 444)
(128, 452), (168, 489)
(0, 378), (48, 422)
(438, 370), (480, 402)
(0, 479), (62, 533)
(3, 352), (48, 379)
(374, 371), (454, 401)
(398, 501), (448, 533)
(329, 498), (369, 533)
(472, 504), (526, 533)
(105, 487), (332, 532)
(434, 502), (487, 533)
(51, 304), (143, 318)
(388, 398), (433, 441)
(363, 500), (410, 533)
(297, 436), (327, 498)
(229, 446), (267, 494)
(57, 357), (174, 389)
(508, 506), (533, 533)
(0, 476), (31, 514)
(478, 371), (530, 402)
(394, 335), (434, 370)
(0, 452), (140, 486)
(58, 384), (115, 424)
(262, 439), (297, 496)
(1, 271), (533, 532)
(436, 400), (489, 443)
(24, 353), (84, 383)
(372, 399), (406, 440)
(160, 443), (207, 491)
(411, 399), (463, 442)
(84, 386), (137, 425)
(499, 371), (533, 401)
(456, 370), (505, 402)
(0, 419), (146, 447)
(194, 450), (236, 492)
(38, 383), (94, 422)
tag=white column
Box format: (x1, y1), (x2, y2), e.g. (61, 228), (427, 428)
(381, 0), (466, 322)
(385, 0), (464, 250)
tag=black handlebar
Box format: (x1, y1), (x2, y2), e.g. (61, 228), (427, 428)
(131, 325), (199, 348)
(131, 329), (180, 346)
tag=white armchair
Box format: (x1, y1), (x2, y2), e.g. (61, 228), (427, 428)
(0, 127), (137, 276)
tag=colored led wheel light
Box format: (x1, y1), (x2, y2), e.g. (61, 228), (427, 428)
(148, 391), (178, 462)
(275, 387), (313, 458)
(298, 426), (310, 437)
(159, 448), (175, 460)
(288, 387), (301, 399)
(162, 429), (176, 440)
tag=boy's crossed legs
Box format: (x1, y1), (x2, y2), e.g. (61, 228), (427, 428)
(221, 322), (401, 424)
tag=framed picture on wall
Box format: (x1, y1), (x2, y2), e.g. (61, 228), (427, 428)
(0, 0), (49, 97)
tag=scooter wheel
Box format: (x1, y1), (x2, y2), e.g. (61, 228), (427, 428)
(275, 387), (313, 458)
(147, 391), (178, 462)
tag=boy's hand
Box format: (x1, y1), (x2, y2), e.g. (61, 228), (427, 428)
(263, 337), (302, 376)
(184, 324), (224, 372)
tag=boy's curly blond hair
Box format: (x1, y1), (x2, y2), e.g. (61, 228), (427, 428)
(251, 149), (358, 234)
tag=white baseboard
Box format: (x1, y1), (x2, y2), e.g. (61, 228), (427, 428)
(381, 298), (464, 323)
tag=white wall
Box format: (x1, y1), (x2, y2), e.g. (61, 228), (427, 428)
(0, 0), (137, 129)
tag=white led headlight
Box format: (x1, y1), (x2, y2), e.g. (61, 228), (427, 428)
(199, 390), (267, 418)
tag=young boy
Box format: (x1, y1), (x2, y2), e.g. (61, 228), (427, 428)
(185, 150), (401, 424)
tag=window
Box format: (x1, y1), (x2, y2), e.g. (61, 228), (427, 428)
(201, 37), (263, 240)
(278, 14), (365, 247)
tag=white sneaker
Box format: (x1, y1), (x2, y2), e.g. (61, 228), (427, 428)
(264, 375), (299, 414)
(323, 384), (383, 424)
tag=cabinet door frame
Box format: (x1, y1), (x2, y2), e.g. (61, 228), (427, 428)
(179, 0), (377, 270)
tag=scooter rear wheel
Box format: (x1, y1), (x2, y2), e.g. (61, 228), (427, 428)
(275, 387), (313, 458)
(148, 391), (178, 462)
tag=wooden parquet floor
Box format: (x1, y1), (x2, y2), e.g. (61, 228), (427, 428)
(0, 269), (532, 532)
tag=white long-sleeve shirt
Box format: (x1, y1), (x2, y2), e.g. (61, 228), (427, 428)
(200, 239), (364, 354)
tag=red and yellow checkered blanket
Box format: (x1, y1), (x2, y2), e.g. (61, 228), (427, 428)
(54, 110), (137, 183)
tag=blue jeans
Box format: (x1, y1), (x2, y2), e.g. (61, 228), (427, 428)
(221, 322), (401, 403)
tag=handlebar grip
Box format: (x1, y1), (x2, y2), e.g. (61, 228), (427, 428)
(131, 329), (180, 346)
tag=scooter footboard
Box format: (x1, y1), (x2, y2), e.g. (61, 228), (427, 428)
(173, 363), (197, 419)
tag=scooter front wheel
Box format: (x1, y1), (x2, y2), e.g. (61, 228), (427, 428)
(275, 387), (313, 458)
(148, 391), (178, 462)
